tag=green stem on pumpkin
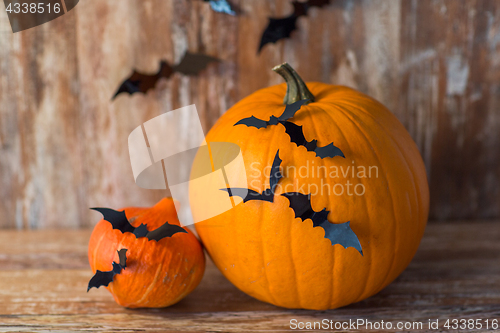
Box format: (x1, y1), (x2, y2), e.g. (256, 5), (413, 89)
(272, 63), (315, 105)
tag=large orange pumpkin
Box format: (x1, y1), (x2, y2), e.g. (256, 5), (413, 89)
(88, 198), (205, 308)
(190, 63), (429, 310)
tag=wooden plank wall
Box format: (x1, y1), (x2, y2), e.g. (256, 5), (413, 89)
(0, 0), (499, 228)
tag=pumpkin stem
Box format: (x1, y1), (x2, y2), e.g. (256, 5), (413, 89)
(272, 63), (315, 105)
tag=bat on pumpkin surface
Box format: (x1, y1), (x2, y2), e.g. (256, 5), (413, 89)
(235, 99), (344, 159)
(90, 207), (187, 240)
(112, 52), (219, 99)
(203, 0), (236, 15)
(281, 121), (344, 159)
(259, 0), (331, 53)
(234, 99), (308, 128)
(221, 150), (282, 203)
(281, 192), (363, 254)
(87, 249), (128, 291)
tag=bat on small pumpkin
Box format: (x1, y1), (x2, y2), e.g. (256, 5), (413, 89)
(221, 150), (282, 203)
(281, 192), (363, 254)
(235, 100), (344, 159)
(87, 249), (128, 291)
(90, 207), (187, 241)
(259, 0), (331, 53)
(112, 52), (219, 99)
(88, 198), (206, 308)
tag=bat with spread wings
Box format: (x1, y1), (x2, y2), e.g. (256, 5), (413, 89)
(90, 208), (187, 241)
(221, 150), (282, 203)
(281, 192), (362, 254)
(234, 99), (308, 129)
(87, 249), (128, 291)
(235, 100), (344, 159)
(259, 0), (331, 53)
(112, 52), (219, 99)
(281, 121), (344, 159)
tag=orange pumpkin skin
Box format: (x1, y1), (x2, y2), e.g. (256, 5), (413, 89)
(191, 82), (429, 310)
(88, 198), (205, 308)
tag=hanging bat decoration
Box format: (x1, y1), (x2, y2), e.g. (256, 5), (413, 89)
(221, 150), (282, 203)
(259, 0), (331, 53)
(203, 0), (236, 15)
(87, 249), (128, 291)
(281, 192), (362, 254)
(235, 99), (344, 159)
(90, 207), (187, 240)
(112, 52), (220, 99)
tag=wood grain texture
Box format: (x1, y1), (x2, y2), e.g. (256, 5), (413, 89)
(0, 221), (499, 332)
(0, 0), (499, 228)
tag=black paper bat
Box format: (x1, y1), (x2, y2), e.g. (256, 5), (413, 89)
(235, 100), (344, 159)
(222, 150), (282, 203)
(87, 249), (128, 291)
(203, 0), (236, 15)
(259, 0), (331, 53)
(281, 121), (345, 159)
(145, 221), (188, 241)
(234, 99), (308, 129)
(281, 192), (362, 254)
(90, 207), (187, 240)
(112, 52), (219, 99)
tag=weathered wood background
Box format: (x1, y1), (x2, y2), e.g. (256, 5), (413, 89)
(0, 0), (499, 228)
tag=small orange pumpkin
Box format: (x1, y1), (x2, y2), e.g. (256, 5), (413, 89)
(88, 198), (205, 308)
(191, 63), (429, 310)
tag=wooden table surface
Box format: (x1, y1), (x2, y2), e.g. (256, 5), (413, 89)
(0, 221), (499, 332)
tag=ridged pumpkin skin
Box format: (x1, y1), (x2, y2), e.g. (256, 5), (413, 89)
(88, 198), (205, 308)
(191, 82), (429, 310)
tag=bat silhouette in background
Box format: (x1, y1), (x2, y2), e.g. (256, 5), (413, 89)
(281, 192), (362, 254)
(259, 0), (331, 53)
(112, 52), (220, 99)
(235, 99), (345, 159)
(203, 0), (236, 15)
(87, 249), (128, 291)
(221, 150), (283, 203)
(90, 208), (187, 240)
